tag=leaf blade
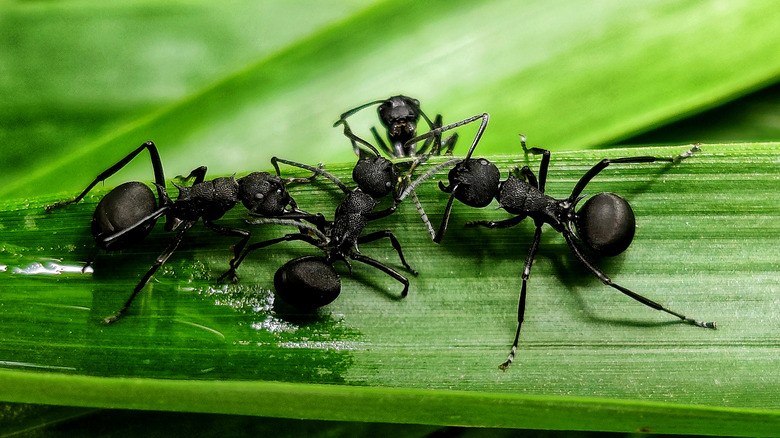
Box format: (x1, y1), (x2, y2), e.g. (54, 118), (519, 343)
(1, 143), (778, 434)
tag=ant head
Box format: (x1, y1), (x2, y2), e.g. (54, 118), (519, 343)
(91, 181), (159, 251)
(574, 192), (636, 257)
(353, 156), (398, 199)
(237, 172), (291, 216)
(378, 96), (421, 145)
(443, 158), (500, 208)
(274, 255), (341, 310)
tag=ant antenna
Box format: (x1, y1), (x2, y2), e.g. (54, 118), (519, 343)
(335, 99), (387, 123)
(402, 113), (489, 161)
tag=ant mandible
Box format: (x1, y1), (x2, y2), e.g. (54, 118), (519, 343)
(401, 131), (717, 369)
(45, 141), (321, 323)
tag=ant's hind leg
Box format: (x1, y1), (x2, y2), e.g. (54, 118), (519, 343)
(562, 231), (716, 329)
(216, 232), (320, 284)
(46, 141), (168, 212)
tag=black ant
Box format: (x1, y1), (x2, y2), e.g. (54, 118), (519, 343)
(45, 141), (322, 323)
(334, 107), (491, 240)
(217, 138), (426, 310)
(335, 95), (458, 158)
(221, 114), (490, 310)
(401, 130), (717, 369)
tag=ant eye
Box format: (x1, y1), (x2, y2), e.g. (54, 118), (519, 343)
(254, 193), (264, 200)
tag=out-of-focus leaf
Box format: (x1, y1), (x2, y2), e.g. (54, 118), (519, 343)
(1, 0), (778, 198)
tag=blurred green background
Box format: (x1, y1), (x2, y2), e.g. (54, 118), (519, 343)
(1, 0), (778, 436)
(1, 0), (778, 199)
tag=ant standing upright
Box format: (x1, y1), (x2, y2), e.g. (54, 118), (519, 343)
(219, 110), (491, 311)
(334, 95), (459, 158)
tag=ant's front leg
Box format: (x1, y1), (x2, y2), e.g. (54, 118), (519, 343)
(569, 145), (700, 201)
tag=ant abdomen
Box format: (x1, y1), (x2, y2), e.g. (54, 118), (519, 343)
(575, 192), (636, 257)
(274, 256), (341, 310)
(91, 181), (159, 251)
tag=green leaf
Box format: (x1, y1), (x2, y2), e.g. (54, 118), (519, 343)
(1, 144), (778, 435)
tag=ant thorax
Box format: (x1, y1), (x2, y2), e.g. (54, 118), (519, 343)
(172, 176), (239, 221)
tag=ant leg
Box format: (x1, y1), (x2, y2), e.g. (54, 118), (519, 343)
(466, 214), (527, 229)
(441, 132), (459, 156)
(403, 113), (489, 161)
(358, 230), (418, 275)
(395, 158), (462, 242)
(500, 225), (543, 370)
(349, 253), (410, 298)
(569, 145), (700, 201)
(410, 190), (437, 240)
(98, 207), (169, 249)
(280, 210), (329, 230)
(416, 113), (442, 156)
(514, 166), (539, 189)
(432, 187), (459, 244)
(46, 141), (168, 212)
(398, 158), (461, 202)
(562, 231), (716, 329)
(520, 135), (551, 192)
(369, 127), (395, 158)
(283, 162), (323, 186)
(216, 232), (321, 284)
(104, 220), (195, 324)
(334, 118), (383, 158)
(202, 220), (251, 283)
(272, 157), (350, 194)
